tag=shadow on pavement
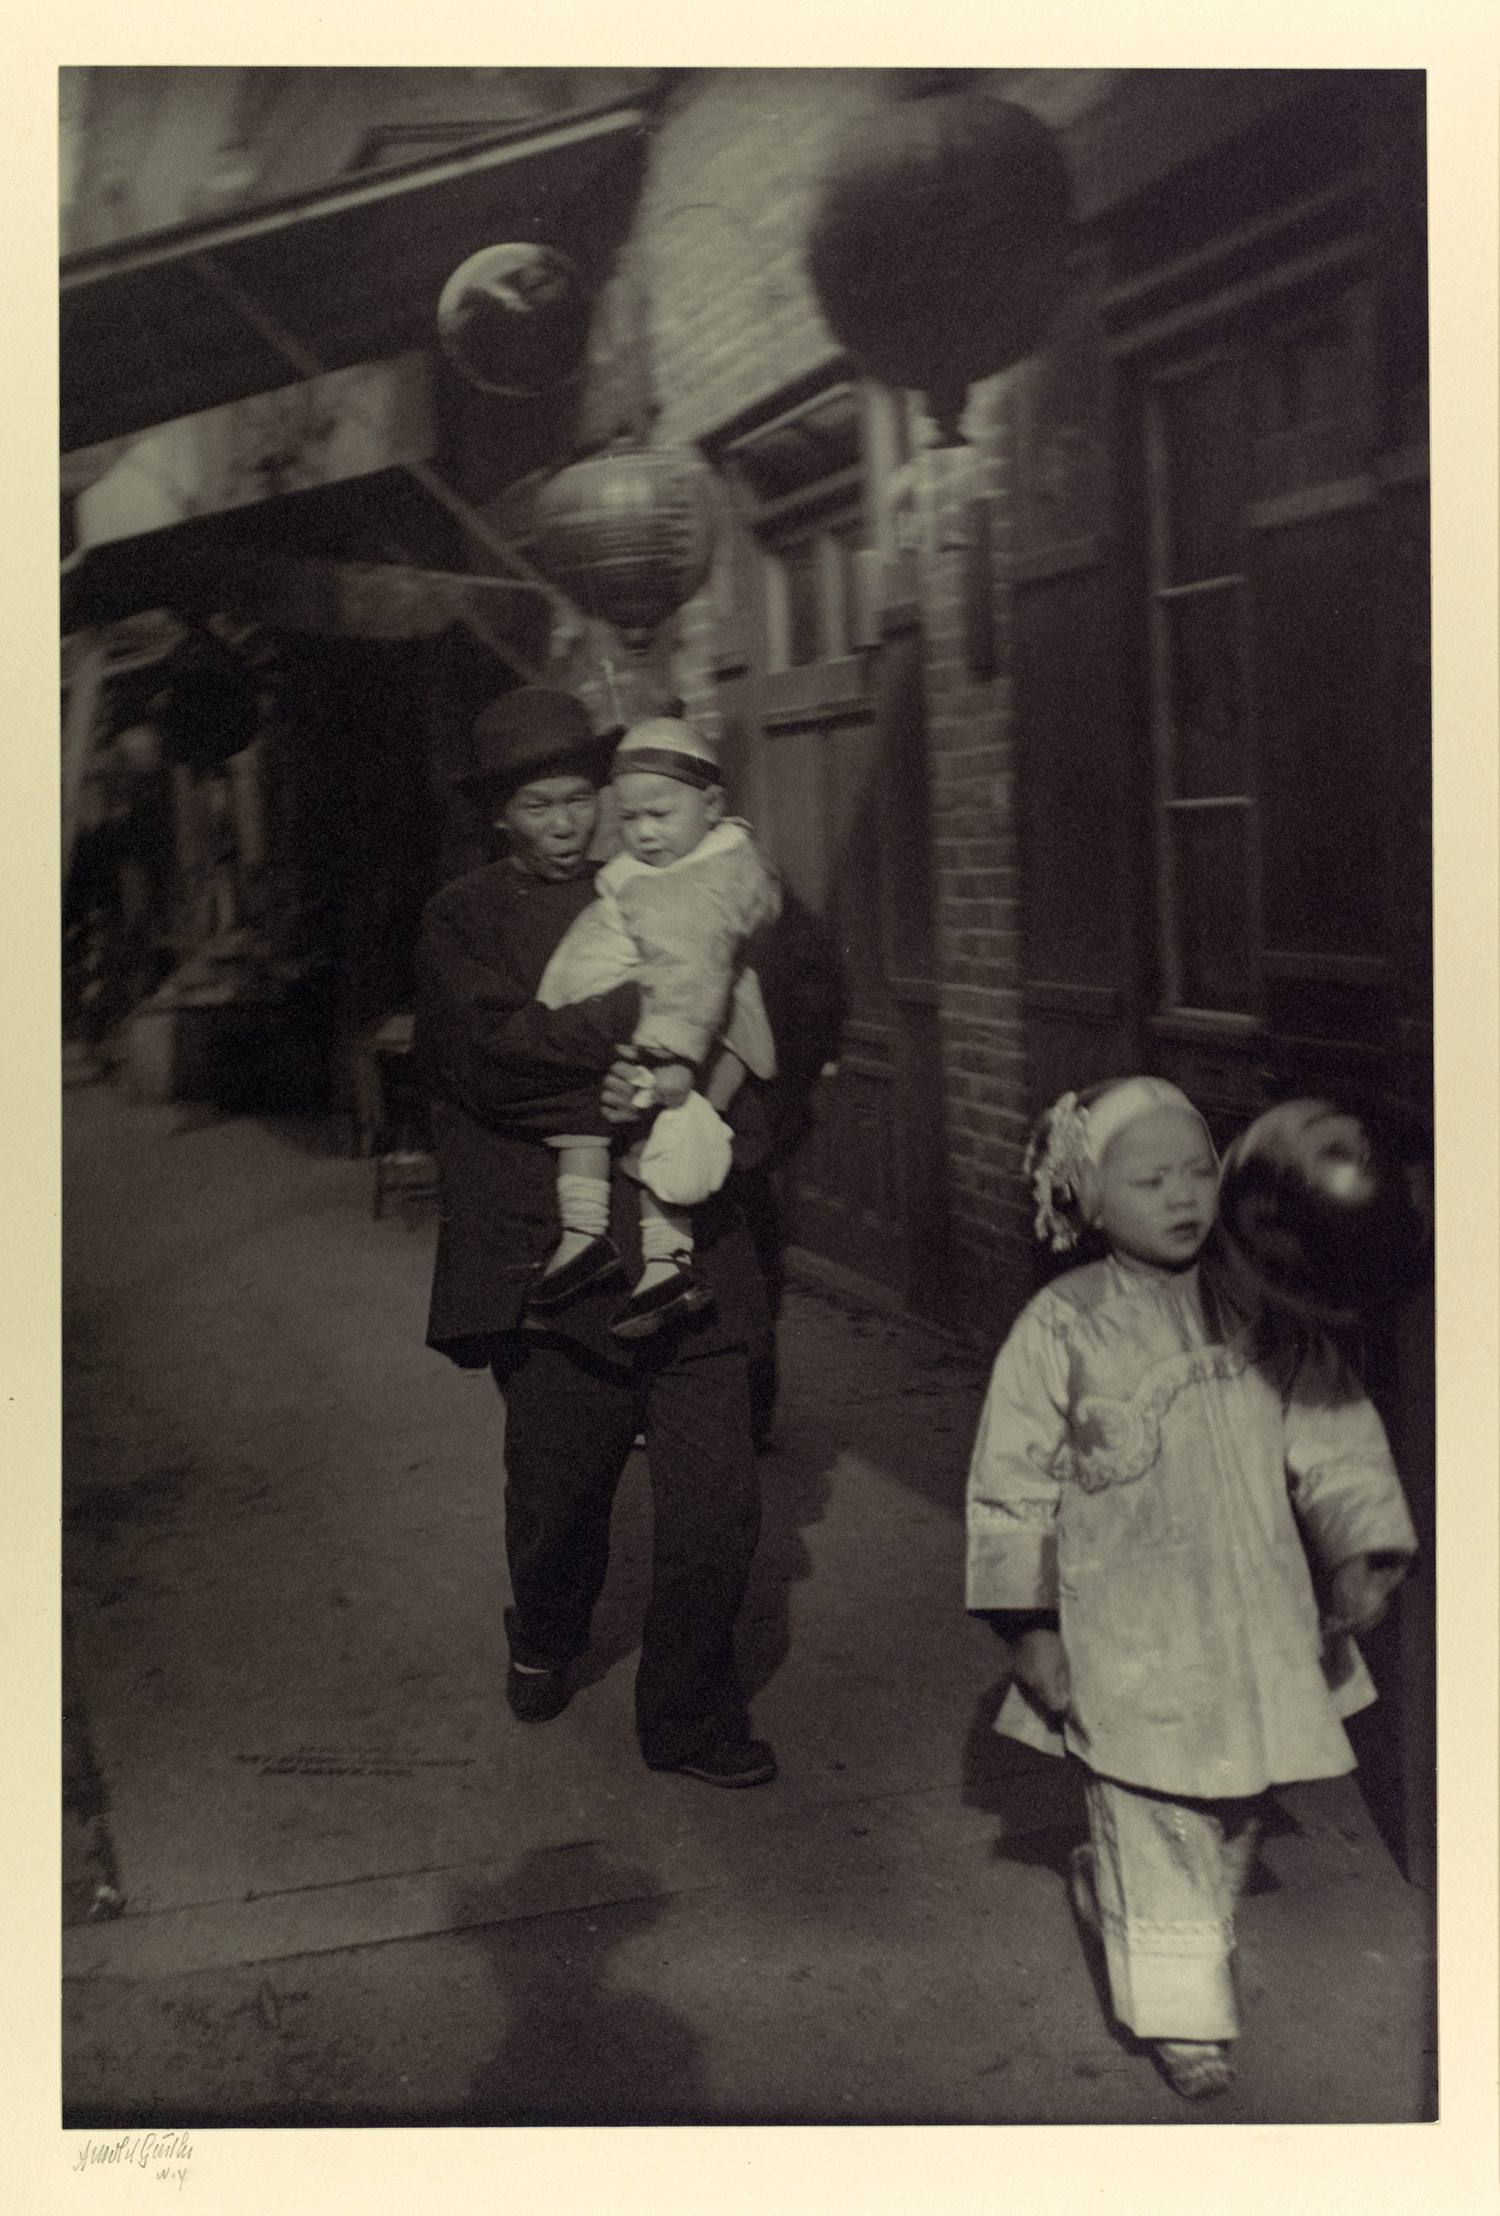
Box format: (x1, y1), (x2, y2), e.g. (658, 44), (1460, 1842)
(451, 1846), (706, 2125)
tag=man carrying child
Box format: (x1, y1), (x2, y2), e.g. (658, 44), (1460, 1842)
(414, 687), (816, 1787)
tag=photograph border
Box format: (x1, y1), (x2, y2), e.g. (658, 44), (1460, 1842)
(8, 7), (1497, 2213)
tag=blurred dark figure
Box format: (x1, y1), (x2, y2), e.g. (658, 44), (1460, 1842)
(1200, 1098), (1431, 1395)
(1200, 1097), (1435, 1883)
(62, 723), (176, 1053)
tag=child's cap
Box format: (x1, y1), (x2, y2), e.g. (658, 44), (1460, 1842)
(610, 716), (722, 792)
(1024, 1076), (1211, 1253)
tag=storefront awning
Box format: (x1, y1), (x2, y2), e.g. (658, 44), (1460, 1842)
(61, 102), (648, 453)
(71, 351), (437, 554)
(60, 465), (551, 675)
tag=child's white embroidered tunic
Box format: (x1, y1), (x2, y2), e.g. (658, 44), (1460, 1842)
(965, 1256), (1417, 1801)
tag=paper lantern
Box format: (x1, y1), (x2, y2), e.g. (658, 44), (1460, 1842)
(806, 88), (1073, 443)
(529, 442), (717, 652)
(437, 242), (591, 398)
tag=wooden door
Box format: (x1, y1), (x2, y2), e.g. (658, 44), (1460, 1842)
(711, 381), (949, 1311)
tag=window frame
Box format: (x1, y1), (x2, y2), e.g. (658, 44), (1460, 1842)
(1133, 260), (1386, 1039)
(716, 379), (886, 728)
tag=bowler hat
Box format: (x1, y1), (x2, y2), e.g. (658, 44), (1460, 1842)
(456, 687), (609, 805)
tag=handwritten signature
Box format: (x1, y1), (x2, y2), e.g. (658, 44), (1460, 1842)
(72, 2134), (192, 2188)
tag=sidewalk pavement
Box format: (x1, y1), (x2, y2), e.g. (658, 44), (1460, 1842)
(61, 1079), (1435, 2126)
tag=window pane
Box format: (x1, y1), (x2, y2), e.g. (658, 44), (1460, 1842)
(732, 388), (862, 500)
(1155, 357), (1243, 583)
(1257, 312), (1358, 434)
(1171, 806), (1255, 1012)
(781, 539), (822, 666)
(736, 424), (830, 503)
(1250, 298), (1370, 499)
(1165, 583), (1246, 798)
(830, 518), (866, 657)
(1252, 506), (1384, 953)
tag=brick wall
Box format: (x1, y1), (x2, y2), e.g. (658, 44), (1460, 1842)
(912, 393), (1036, 1327)
(633, 69), (881, 739)
(638, 70), (881, 446)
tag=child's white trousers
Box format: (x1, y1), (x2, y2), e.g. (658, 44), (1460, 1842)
(1084, 1773), (1263, 2042)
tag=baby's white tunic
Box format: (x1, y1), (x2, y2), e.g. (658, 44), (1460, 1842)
(965, 1256), (1417, 1802)
(535, 819), (778, 1076)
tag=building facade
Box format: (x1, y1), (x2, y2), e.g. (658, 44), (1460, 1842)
(514, 68), (1430, 1344)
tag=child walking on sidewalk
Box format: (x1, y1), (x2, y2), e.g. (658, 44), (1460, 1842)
(965, 1076), (1418, 2099)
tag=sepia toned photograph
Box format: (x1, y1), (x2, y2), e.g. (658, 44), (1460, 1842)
(59, 63), (1437, 2133)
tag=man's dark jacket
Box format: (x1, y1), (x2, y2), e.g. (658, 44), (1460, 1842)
(413, 857), (789, 1369)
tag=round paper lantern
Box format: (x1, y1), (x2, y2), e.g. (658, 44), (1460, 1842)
(806, 89), (1073, 443)
(437, 242), (591, 398)
(529, 443), (717, 652)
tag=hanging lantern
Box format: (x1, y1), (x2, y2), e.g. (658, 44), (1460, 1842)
(529, 442), (717, 653)
(806, 88), (1074, 444)
(436, 242), (592, 398)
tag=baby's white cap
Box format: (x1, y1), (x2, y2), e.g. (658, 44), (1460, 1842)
(610, 717), (722, 791)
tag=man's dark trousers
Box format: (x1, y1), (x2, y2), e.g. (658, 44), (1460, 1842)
(493, 1329), (761, 1769)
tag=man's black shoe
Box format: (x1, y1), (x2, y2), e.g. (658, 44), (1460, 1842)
(506, 1661), (573, 1723)
(524, 1237), (626, 1315)
(647, 1738), (777, 1787)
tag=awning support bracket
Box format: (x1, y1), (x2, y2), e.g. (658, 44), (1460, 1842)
(187, 251), (570, 682)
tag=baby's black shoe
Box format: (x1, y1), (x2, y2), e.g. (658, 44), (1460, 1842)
(525, 1236), (626, 1316)
(609, 1254), (715, 1340)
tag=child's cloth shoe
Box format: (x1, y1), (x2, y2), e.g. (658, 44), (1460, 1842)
(609, 1254), (715, 1340)
(524, 1236), (626, 1314)
(1068, 1842), (1103, 1939)
(1151, 2040), (1234, 2100)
